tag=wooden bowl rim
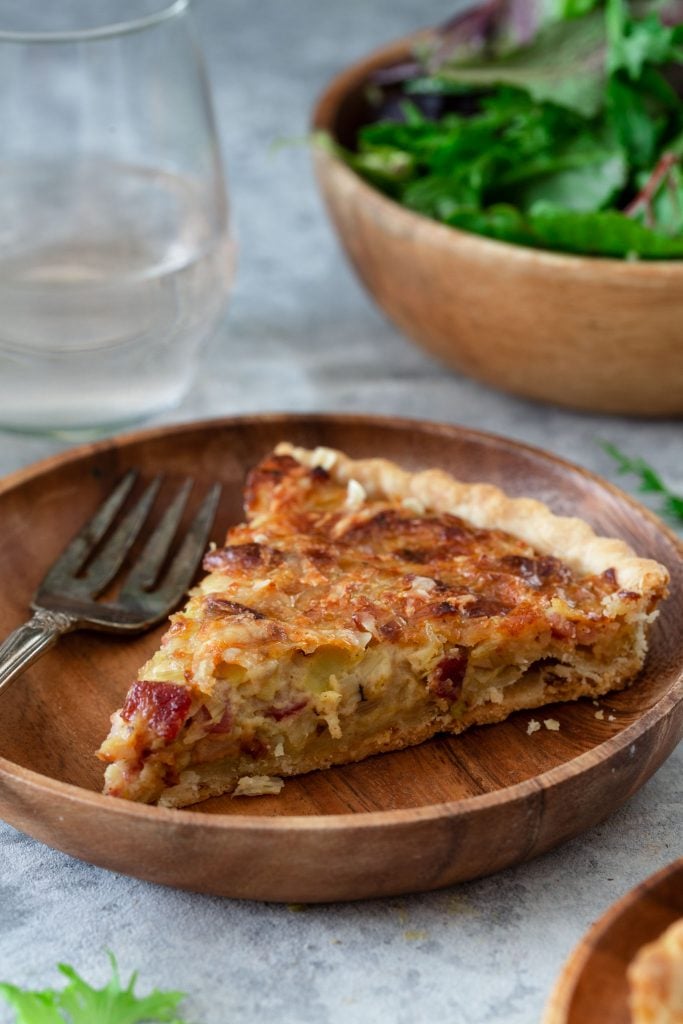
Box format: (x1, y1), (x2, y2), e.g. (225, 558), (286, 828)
(1, 411), (681, 834)
(542, 857), (683, 1023)
(313, 33), (683, 275)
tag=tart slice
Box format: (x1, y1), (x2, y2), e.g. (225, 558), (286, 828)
(98, 444), (669, 807)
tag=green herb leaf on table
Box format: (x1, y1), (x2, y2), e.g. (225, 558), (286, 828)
(602, 442), (683, 522)
(0, 954), (189, 1024)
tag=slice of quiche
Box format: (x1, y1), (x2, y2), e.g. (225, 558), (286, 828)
(98, 444), (669, 807)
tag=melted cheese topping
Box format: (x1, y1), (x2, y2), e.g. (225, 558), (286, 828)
(98, 451), (651, 806)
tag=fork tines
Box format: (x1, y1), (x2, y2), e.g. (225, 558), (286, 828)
(38, 472), (221, 607)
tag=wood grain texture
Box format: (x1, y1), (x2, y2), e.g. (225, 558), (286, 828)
(0, 414), (680, 902)
(543, 859), (683, 1024)
(312, 38), (683, 416)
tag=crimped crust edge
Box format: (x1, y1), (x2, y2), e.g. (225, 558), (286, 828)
(276, 443), (669, 597)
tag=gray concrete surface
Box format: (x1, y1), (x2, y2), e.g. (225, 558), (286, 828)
(0, 1), (681, 1021)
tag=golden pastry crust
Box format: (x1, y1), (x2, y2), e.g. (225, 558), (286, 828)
(98, 444), (669, 808)
(628, 918), (683, 1024)
(277, 443), (668, 596)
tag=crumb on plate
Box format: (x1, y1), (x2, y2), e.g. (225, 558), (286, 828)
(232, 775), (284, 797)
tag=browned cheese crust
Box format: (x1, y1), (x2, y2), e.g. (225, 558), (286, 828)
(98, 445), (669, 807)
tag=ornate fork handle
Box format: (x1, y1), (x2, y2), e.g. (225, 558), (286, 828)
(0, 609), (78, 696)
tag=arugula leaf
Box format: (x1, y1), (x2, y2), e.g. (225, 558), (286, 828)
(604, 1), (683, 166)
(357, 90), (618, 216)
(503, 143), (627, 211)
(559, 0), (602, 16)
(0, 955), (189, 1024)
(602, 443), (683, 522)
(606, 0), (683, 77)
(606, 73), (665, 167)
(445, 203), (537, 246)
(443, 201), (683, 257)
(525, 201), (683, 255)
(402, 175), (479, 218)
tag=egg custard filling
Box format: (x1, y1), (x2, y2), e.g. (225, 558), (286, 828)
(98, 444), (669, 807)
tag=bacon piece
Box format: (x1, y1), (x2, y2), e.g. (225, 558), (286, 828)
(548, 615), (575, 640)
(428, 647), (469, 702)
(122, 681), (192, 741)
(208, 705), (233, 734)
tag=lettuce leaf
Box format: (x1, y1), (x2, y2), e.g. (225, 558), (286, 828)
(0, 955), (189, 1024)
(406, 0), (683, 117)
(606, 0), (683, 77)
(430, 12), (607, 116)
(339, 1), (683, 257)
(444, 201), (683, 256)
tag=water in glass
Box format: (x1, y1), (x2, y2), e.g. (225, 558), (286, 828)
(0, 0), (231, 435)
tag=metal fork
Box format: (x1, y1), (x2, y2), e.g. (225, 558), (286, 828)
(0, 471), (221, 696)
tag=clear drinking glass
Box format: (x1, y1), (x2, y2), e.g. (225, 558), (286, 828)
(0, 0), (232, 436)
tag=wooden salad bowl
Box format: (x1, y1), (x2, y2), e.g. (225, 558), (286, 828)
(543, 858), (683, 1024)
(313, 37), (683, 416)
(0, 414), (681, 903)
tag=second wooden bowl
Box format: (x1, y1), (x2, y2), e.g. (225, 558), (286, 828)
(313, 37), (683, 416)
(543, 859), (683, 1024)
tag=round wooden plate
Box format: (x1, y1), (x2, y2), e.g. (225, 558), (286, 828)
(543, 858), (683, 1024)
(0, 414), (681, 903)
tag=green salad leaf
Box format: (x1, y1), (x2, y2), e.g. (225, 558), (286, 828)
(442, 201), (683, 256)
(430, 11), (608, 117)
(0, 955), (189, 1024)
(606, 0), (683, 78)
(505, 144), (627, 211)
(559, 0), (602, 16)
(334, 0), (683, 258)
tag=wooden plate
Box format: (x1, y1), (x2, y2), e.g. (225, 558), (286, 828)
(543, 858), (683, 1024)
(0, 414), (681, 903)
